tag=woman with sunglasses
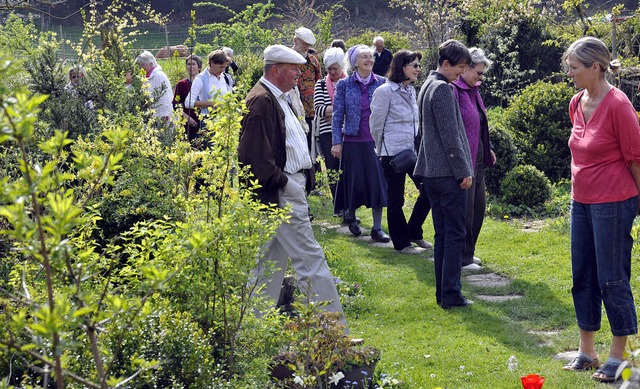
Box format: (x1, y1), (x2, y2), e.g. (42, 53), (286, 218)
(452, 47), (496, 270)
(370, 50), (432, 254)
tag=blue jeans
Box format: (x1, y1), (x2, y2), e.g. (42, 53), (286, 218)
(424, 176), (467, 305)
(570, 197), (638, 336)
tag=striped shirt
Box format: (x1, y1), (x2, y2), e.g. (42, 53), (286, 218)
(313, 79), (333, 136)
(260, 77), (312, 173)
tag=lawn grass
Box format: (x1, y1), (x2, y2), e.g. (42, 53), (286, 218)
(307, 189), (636, 388)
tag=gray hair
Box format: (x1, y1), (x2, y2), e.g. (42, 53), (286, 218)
(323, 47), (344, 69)
(373, 36), (384, 45)
(562, 36), (619, 74)
(221, 47), (234, 57)
(68, 65), (87, 78)
(469, 47), (492, 70)
(345, 45), (374, 74)
(136, 50), (157, 67)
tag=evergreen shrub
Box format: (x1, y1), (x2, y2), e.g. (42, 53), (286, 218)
(503, 80), (575, 182)
(485, 119), (519, 196)
(501, 164), (552, 209)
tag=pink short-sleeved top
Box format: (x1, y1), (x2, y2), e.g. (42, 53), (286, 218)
(569, 87), (640, 204)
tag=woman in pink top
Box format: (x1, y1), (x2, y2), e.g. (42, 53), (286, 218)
(562, 36), (640, 383)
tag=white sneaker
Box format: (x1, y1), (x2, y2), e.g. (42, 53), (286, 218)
(462, 263), (482, 271)
(397, 246), (424, 255)
(473, 256), (482, 265)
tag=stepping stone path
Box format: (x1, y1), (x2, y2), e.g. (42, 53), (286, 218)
(326, 221), (523, 302)
(319, 219), (601, 376)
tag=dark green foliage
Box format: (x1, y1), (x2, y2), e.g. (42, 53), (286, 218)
(26, 42), (96, 139)
(459, 0), (563, 107)
(503, 80), (575, 183)
(501, 164), (552, 208)
(97, 158), (185, 241)
(114, 300), (216, 388)
(0, 218), (12, 285)
(485, 122), (519, 196)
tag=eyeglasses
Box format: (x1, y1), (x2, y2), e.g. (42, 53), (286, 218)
(404, 63), (421, 69)
(358, 54), (374, 60)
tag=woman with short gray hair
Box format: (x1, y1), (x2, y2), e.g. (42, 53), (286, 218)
(452, 47), (497, 271)
(135, 50), (173, 120)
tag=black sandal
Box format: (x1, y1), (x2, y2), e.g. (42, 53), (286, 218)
(592, 361), (622, 383)
(563, 354), (600, 371)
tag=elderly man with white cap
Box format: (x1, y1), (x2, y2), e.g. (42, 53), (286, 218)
(292, 27), (323, 190)
(238, 44), (348, 331)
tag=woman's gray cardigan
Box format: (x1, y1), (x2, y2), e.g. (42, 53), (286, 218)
(414, 71), (473, 180)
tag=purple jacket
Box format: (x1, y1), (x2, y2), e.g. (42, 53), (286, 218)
(332, 73), (386, 145)
(452, 78), (494, 169)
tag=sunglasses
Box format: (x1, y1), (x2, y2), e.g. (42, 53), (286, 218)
(404, 63), (421, 69)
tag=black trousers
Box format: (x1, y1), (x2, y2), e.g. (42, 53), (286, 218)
(462, 163), (486, 266)
(381, 157), (431, 251)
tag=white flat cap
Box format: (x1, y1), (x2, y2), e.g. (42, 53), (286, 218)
(264, 44), (307, 65)
(294, 27), (316, 45)
(323, 47), (344, 69)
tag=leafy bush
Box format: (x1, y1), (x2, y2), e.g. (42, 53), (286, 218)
(485, 114), (519, 196)
(344, 30), (410, 54)
(459, 0), (563, 107)
(97, 154), (185, 241)
(502, 80), (575, 182)
(501, 164), (552, 209)
(114, 300), (216, 388)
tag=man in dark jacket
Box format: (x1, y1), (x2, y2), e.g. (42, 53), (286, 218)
(372, 36), (393, 76)
(238, 44), (347, 331)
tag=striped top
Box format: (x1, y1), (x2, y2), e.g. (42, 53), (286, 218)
(313, 79), (334, 136)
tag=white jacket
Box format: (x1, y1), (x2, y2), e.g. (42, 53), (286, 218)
(146, 65), (173, 118)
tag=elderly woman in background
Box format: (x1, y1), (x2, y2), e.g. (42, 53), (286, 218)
(221, 46), (239, 77)
(370, 50), (432, 254)
(135, 50), (173, 121)
(561, 36), (640, 383)
(331, 44), (389, 242)
(314, 47), (347, 206)
(173, 54), (202, 142)
(452, 48), (496, 271)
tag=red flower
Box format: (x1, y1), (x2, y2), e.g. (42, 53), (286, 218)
(521, 374), (545, 389)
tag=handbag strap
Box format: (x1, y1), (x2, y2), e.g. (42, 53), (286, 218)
(381, 86), (417, 156)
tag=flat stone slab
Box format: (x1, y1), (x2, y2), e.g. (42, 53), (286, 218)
(476, 294), (523, 302)
(316, 222), (341, 229)
(465, 273), (512, 288)
(554, 350), (578, 362)
(335, 226), (358, 235)
(368, 240), (394, 248)
(521, 220), (545, 233)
